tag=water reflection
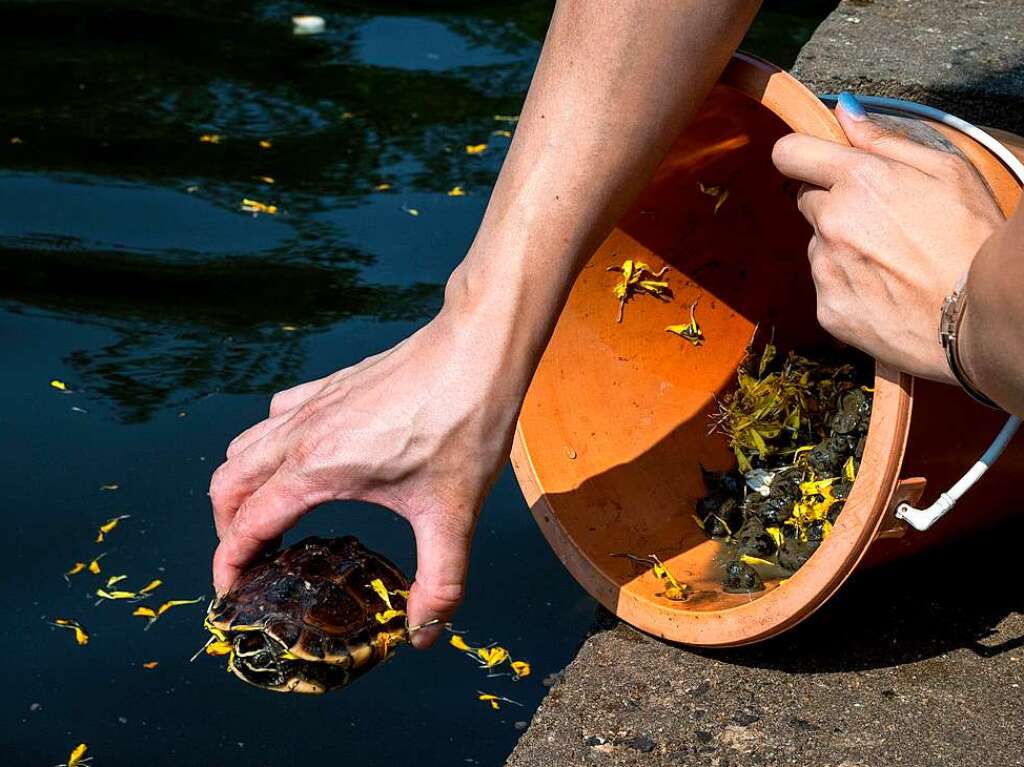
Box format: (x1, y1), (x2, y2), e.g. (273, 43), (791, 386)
(0, 0), (832, 424)
(1, 2), (835, 765)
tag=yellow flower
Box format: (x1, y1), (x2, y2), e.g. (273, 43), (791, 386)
(698, 181), (729, 214)
(240, 198), (278, 215)
(62, 742), (90, 767)
(95, 515), (130, 543)
(476, 646), (509, 668)
(374, 608), (406, 624)
(606, 260), (671, 322)
(50, 618), (89, 646)
(665, 299), (704, 346)
(449, 634), (473, 652)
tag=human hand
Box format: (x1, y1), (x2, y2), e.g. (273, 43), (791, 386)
(209, 299), (524, 648)
(771, 92), (1004, 382)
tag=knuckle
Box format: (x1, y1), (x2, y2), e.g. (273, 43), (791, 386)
(936, 151), (971, 180)
(815, 302), (839, 335)
(209, 465), (233, 507)
(269, 391), (287, 415)
(847, 153), (882, 185)
(294, 398), (323, 423)
(423, 582), (465, 613)
(814, 205), (843, 242)
(771, 133), (800, 167)
(225, 435), (244, 459)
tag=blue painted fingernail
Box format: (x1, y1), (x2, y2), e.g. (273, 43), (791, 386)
(837, 91), (868, 120)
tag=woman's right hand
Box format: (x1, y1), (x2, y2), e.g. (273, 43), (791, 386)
(209, 289), (526, 648)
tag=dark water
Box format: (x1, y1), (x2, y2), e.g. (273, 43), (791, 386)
(0, 2), (832, 765)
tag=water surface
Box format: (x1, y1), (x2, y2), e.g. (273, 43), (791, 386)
(0, 2), (832, 764)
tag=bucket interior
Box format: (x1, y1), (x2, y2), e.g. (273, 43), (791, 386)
(512, 69), (911, 646)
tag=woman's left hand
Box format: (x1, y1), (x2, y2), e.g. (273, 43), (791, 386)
(771, 92), (1004, 382)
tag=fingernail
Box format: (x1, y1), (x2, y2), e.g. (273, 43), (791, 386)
(837, 92), (868, 120)
(410, 623), (442, 650)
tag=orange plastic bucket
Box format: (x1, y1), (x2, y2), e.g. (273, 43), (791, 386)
(510, 53), (1023, 647)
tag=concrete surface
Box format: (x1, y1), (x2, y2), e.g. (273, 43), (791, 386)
(506, 3), (1024, 765)
(507, 528), (1024, 766)
(792, 0), (1024, 134)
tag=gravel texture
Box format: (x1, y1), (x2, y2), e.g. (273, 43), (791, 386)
(792, 0), (1024, 134)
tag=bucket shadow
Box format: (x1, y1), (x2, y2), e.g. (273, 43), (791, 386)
(701, 516), (1024, 671)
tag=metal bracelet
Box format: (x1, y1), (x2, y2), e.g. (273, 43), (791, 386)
(938, 280), (1000, 409)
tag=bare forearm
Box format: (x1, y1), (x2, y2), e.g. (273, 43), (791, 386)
(444, 0), (760, 399)
(961, 207), (1024, 415)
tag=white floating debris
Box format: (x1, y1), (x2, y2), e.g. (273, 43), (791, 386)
(745, 469), (776, 497)
(292, 15), (325, 35)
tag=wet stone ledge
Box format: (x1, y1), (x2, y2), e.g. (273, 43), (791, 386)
(505, 2), (1024, 765)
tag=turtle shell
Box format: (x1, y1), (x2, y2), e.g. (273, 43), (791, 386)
(206, 536), (411, 693)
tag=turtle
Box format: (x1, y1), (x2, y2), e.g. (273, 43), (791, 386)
(201, 536), (411, 694)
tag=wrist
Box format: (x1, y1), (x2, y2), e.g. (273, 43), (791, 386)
(942, 257), (1000, 408)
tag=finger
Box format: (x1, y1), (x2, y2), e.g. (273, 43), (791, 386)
(772, 133), (862, 189)
(407, 510), (476, 649)
(226, 412), (290, 459)
(269, 376), (330, 418)
(212, 468), (315, 595)
(795, 183), (828, 227)
(835, 91), (956, 174)
(210, 434), (290, 541)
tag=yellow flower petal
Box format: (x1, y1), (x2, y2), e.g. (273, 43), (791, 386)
(105, 574), (127, 588)
(511, 660), (531, 678)
(844, 456), (857, 481)
(96, 589), (138, 601)
(139, 579), (163, 594)
(156, 597), (204, 616)
(66, 742), (89, 767)
(240, 198), (278, 215)
(374, 182), (392, 191)
(95, 515), (129, 543)
(50, 379), (68, 391)
(199, 134), (222, 144)
(447, 185), (466, 197)
(476, 646), (509, 668)
(374, 608), (406, 624)
(206, 640), (234, 656)
(259, 139), (272, 149)
(449, 634), (473, 652)
(142, 661), (159, 669)
(465, 144), (487, 155)
(51, 619), (89, 646)
(369, 578), (392, 609)
(478, 693), (500, 710)
(132, 607), (157, 619)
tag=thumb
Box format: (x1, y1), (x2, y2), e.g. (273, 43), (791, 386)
(835, 91), (947, 171)
(407, 510), (476, 649)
